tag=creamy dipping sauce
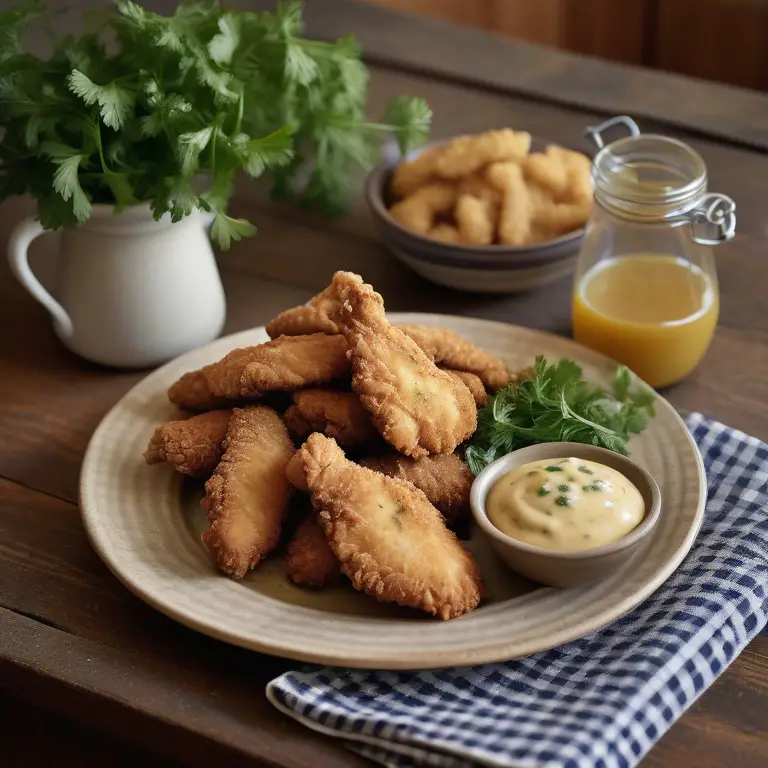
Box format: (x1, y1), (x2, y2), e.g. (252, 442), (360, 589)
(486, 457), (644, 552)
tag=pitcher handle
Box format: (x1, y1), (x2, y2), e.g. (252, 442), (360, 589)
(8, 217), (73, 338)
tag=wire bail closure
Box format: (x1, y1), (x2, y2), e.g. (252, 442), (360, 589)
(585, 115), (641, 150)
(690, 193), (736, 245)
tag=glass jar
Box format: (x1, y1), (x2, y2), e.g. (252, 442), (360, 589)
(571, 116), (736, 388)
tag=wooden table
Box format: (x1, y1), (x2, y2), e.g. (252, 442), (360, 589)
(1, 2), (767, 765)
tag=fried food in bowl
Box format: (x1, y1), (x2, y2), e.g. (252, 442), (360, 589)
(365, 132), (592, 293)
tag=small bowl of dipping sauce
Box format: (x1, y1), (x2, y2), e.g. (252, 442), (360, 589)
(470, 442), (661, 587)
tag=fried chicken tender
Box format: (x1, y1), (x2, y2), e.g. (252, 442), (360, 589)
(285, 450), (309, 492)
(358, 452), (473, 526)
(397, 324), (511, 391)
(265, 284), (341, 339)
(297, 434), (483, 619)
(523, 147), (570, 200)
(391, 145), (444, 198)
(459, 172), (501, 206)
(144, 409), (232, 477)
(283, 388), (381, 450)
(443, 369), (488, 406)
(202, 406), (294, 578)
(167, 370), (233, 411)
(389, 183), (457, 236)
(433, 129), (531, 180)
(285, 515), (342, 588)
(486, 161), (531, 246)
(204, 334), (350, 400)
(537, 200), (593, 236)
(334, 273), (476, 459)
(455, 193), (496, 246)
(547, 145), (593, 204)
(429, 223), (463, 244)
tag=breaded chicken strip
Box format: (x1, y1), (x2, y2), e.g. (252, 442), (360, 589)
(358, 453), (473, 526)
(283, 389), (380, 450)
(202, 406), (294, 579)
(397, 324), (511, 391)
(297, 434), (482, 619)
(203, 334), (350, 400)
(167, 369), (233, 411)
(334, 273), (476, 459)
(285, 450), (309, 492)
(285, 515), (342, 588)
(443, 369), (488, 407)
(266, 283), (341, 339)
(144, 409), (232, 477)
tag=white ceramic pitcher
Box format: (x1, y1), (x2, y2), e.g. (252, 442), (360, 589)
(8, 204), (226, 368)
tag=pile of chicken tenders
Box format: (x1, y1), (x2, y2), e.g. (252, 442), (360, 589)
(144, 271), (523, 620)
(388, 128), (593, 247)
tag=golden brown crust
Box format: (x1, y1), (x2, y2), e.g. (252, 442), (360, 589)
(298, 434), (483, 619)
(167, 370), (233, 411)
(333, 273), (476, 459)
(442, 369), (488, 407)
(202, 346), (268, 400)
(238, 334), (350, 398)
(357, 453), (473, 526)
(265, 284), (342, 339)
(202, 406), (294, 579)
(283, 389), (381, 450)
(285, 515), (342, 588)
(285, 450), (309, 492)
(397, 324), (511, 392)
(144, 409), (233, 477)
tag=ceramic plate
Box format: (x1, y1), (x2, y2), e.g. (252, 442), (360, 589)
(79, 314), (706, 670)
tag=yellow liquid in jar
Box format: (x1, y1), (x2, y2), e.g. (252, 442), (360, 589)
(572, 254), (718, 388)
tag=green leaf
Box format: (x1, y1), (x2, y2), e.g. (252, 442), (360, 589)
(103, 171), (138, 212)
(208, 13), (241, 64)
(68, 70), (135, 131)
(285, 43), (318, 86)
(0, 0), (45, 62)
(465, 357), (655, 475)
(381, 96), (432, 155)
(210, 210), (256, 250)
(45, 148), (91, 222)
(141, 91), (192, 137)
(151, 177), (199, 222)
(177, 126), (213, 174)
(232, 126), (295, 178)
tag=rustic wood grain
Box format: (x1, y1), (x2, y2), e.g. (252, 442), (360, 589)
(0, 479), (370, 767)
(653, 0), (768, 90)
(1, 692), (181, 768)
(287, 0), (768, 150)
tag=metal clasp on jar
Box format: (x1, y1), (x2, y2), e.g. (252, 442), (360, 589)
(689, 193), (736, 245)
(585, 115), (641, 150)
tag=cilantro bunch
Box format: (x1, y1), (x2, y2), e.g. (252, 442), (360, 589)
(0, 0), (431, 248)
(465, 356), (656, 475)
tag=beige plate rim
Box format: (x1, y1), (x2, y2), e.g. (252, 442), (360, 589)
(79, 314), (706, 670)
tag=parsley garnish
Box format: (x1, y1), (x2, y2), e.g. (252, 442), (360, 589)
(464, 356), (655, 475)
(0, 1), (431, 247)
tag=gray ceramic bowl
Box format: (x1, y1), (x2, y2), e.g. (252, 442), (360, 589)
(365, 136), (587, 293)
(470, 442), (661, 587)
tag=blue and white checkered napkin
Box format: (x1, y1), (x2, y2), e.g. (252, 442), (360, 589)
(267, 413), (768, 768)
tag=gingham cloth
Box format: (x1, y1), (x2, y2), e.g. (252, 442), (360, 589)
(267, 413), (768, 768)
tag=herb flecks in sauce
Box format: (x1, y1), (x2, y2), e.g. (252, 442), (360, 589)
(485, 457), (645, 552)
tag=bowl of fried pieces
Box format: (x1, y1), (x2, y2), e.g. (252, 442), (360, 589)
(365, 129), (594, 293)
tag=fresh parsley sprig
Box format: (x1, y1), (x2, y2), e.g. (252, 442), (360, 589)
(464, 356), (656, 475)
(0, 0), (431, 247)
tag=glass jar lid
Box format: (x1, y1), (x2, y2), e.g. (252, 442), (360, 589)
(585, 116), (736, 245)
